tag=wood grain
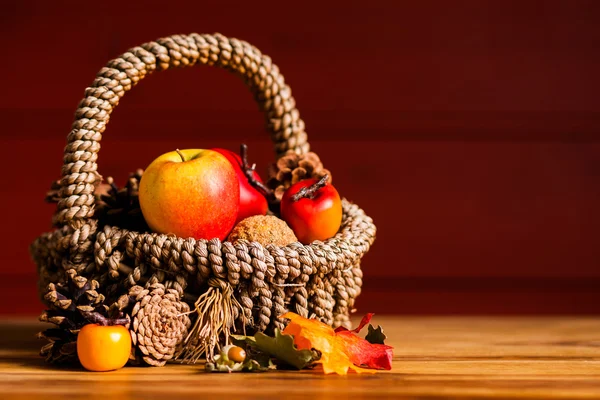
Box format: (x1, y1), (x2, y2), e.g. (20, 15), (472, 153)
(1, 317), (599, 399)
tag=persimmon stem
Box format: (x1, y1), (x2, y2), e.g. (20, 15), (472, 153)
(176, 149), (186, 162)
(291, 174), (329, 202)
(240, 144), (275, 203)
(82, 311), (129, 327)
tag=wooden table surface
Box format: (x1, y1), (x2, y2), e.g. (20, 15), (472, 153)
(1, 316), (599, 399)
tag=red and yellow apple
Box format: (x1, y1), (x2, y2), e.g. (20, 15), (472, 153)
(212, 148), (268, 223)
(139, 149), (239, 240)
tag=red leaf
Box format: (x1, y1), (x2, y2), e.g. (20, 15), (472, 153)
(337, 329), (393, 370)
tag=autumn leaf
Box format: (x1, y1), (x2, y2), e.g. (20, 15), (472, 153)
(335, 313), (374, 334)
(232, 330), (317, 370)
(333, 313), (391, 368)
(282, 312), (394, 375)
(254, 329), (316, 369)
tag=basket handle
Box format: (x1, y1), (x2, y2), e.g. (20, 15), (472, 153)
(56, 33), (309, 227)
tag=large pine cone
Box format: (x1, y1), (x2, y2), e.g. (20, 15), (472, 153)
(122, 279), (191, 366)
(267, 150), (331, 202)
(37, 269), (112, 364)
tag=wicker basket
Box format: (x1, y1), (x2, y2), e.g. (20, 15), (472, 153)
(30, 33), (376, 355)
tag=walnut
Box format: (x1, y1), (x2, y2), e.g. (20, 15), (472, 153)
(228, 215), (297, 246)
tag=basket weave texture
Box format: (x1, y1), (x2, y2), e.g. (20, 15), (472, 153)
(30, 33), (376, 341)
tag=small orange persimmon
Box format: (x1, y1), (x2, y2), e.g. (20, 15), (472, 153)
(77, 324), (132, 372)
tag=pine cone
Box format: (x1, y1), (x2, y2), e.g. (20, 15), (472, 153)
(121, 279), (191, 366)
(95, 169), (148, 231)
(267, 150), (331, 202)
(37, 269), (123, 364)
(38, 329), (78, 365)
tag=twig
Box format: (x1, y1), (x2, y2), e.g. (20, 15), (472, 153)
(291, 174), (329, 202)
(240, 144), (276, 203)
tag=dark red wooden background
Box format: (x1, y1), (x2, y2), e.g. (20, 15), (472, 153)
(2, 0), (599, 315)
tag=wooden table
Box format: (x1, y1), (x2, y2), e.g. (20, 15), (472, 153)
(1, 316), (599, 399)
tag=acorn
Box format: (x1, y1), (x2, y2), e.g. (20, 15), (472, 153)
(227, 345), (247, 363)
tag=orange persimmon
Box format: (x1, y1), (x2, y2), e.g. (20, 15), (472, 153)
(77, 324), (132, 372)
(280, 176), (342, 244)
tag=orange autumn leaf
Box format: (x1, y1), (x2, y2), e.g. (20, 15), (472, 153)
(281, 312), (393, 375)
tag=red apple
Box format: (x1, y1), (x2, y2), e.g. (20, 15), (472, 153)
(213, 147), (268, 223)
(139, 149), (239, 240)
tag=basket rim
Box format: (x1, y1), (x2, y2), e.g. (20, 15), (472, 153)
(35, 198), (375, 256)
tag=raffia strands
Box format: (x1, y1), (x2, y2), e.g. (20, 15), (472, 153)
(29, 33), (376, 365)
(178, 278), (244, 363)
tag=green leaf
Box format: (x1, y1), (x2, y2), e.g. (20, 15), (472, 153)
(242, 358), (272, 372)
(231, 334), (257, 347)
(365, 324), (387, 345)
(248, 350), (272, 369)
(230, 335), (275, 370)
(254, 329), (315, 369)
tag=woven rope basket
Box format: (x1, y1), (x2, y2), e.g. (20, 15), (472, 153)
(31, 33), (376, 344)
